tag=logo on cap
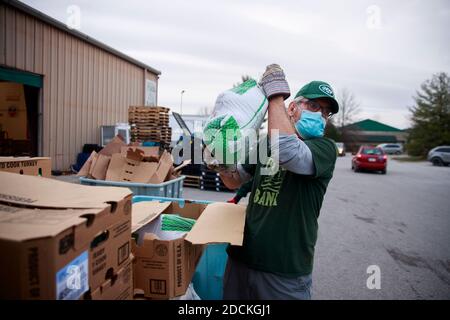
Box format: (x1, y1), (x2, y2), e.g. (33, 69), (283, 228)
(319, 84), (334, 97)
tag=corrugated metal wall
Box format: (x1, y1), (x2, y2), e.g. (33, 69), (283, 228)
(0, 4), (158, 170)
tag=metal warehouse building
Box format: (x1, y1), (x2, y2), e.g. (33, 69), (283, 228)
(0, 0), (161, 170)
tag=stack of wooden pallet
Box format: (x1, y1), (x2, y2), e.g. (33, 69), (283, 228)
(129, 106), (171, 145)
(200, 166), (232, 192)
(183, 175), (201, 188)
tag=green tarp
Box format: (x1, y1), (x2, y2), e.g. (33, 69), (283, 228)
(0, 67), (42, 88)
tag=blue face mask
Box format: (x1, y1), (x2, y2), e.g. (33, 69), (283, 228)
(295, 110), (326, 139)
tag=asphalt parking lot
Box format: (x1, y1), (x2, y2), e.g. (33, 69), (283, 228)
(184, 156), (450, 299)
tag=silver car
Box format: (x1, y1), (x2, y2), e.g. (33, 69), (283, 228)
(427, 146), (450, 166)
(377, 143), (403, 155)
(335, 142), (345, 156)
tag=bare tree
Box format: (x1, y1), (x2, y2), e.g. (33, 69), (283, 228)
(233, 74), (252, 88)
(336, 88), (361, 128)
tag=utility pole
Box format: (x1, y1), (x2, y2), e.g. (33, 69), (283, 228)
(180, 90), (185, 115)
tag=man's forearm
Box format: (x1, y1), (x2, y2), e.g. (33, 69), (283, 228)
(268, 96), (296, 136)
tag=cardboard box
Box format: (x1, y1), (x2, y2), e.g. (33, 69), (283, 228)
(99, 135), (127, 156)
(131, 200), (246, 299)
(88, 258), (133, 300)
(120, 146), (159, 160)
(76, 152), (111, 180)
(0, 171), (133, 299)
(77, 135), (126, 178)
(106, 149), (173, 184)
(88, 154), (111, 180)
(77, 134), (176, 184)
(76, 151), (97, 177)
(0, 157), (51, 177)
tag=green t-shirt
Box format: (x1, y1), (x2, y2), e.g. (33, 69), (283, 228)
(227, 137), (337, 277)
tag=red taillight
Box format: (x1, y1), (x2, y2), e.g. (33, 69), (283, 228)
(383, 155), (387, 160)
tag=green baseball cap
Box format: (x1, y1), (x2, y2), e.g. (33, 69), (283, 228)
(294, 80), (339, 114)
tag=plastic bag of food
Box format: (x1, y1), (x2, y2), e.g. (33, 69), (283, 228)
(203, 79), (268, 166)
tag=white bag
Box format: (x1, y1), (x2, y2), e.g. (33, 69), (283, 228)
(203, 79), (268, 165)
(170, 283), (201, 300)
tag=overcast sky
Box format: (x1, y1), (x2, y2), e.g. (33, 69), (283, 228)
(22, 0), (450, 129)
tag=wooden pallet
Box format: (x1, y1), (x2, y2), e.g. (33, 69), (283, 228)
(130, 132), (172, 137)
(129, 108), (172, 144)
(130, 137), (172, 145)
(130, 131), (171, 136)
(129, 110), (169, 115)
(129, 106), (170, 113)
(200, 185), (232, 192)
(131, 126), (171, 131)
(183, 175), (201, 188)
(129, 119), (169, 126)
(129, 106), (170, 126)
(129, 115), (169, 120)
(131, 128), (171, 137)
(131, 137), (171, 144)
(129, 115), (169, 122)
(129, 111), (169, 116)
(130, 136), (171, 141)
(129, 113), (169, 117)
(129, 117), (169, 126)
(200, 176), (221, 183)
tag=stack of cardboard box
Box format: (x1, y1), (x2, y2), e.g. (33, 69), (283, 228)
(0, 171), (133, 300)
(77, 135), (185, 184)
(0, 169), (246, 300)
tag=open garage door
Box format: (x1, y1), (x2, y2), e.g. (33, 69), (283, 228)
(0, 67), (42, 157)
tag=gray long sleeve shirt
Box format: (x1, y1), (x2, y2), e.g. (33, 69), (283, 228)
(237, 133), (315, 182)
(278, 133), (315, 175)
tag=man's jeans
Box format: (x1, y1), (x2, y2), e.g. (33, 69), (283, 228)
(223, 257), (312, 300)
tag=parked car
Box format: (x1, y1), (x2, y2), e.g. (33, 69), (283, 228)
(352, 146), (387, 174)
(427, 146), (450, 166)
(377, 143), (403, 155)
(336, 142), (345, 156)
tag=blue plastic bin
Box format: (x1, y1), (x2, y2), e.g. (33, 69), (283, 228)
(142, 141), (160, 147)
(192, 243), (228, 300)
(132, 195), (229, 300)
(79, 176), (185, 198)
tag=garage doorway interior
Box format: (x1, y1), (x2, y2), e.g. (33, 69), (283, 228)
(0, 67), (42, 157)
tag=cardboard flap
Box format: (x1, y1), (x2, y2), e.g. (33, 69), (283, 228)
(173, 160), (191, 173)
(88, 153), (98, 177)
(105, 153), (125, 181)
(0, 156), (51, 162)
(122, 162), (158, 183)
(148, 151), (173, 184)
(131, 201), (171, 233)
(105, 153), (161, 184)
(99, 135), (126, 156)
(185, 203), (246, 246)
(0, 204), (106, 241)
(89, 154), (111, 180)
(143, 233), (160, 242)
(126, 148), (145, 162)
(121, 146), (159, 159)
(77, 151), (97, 177)
(0, 171), (131, 208)
(132, 234), (162, 257)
